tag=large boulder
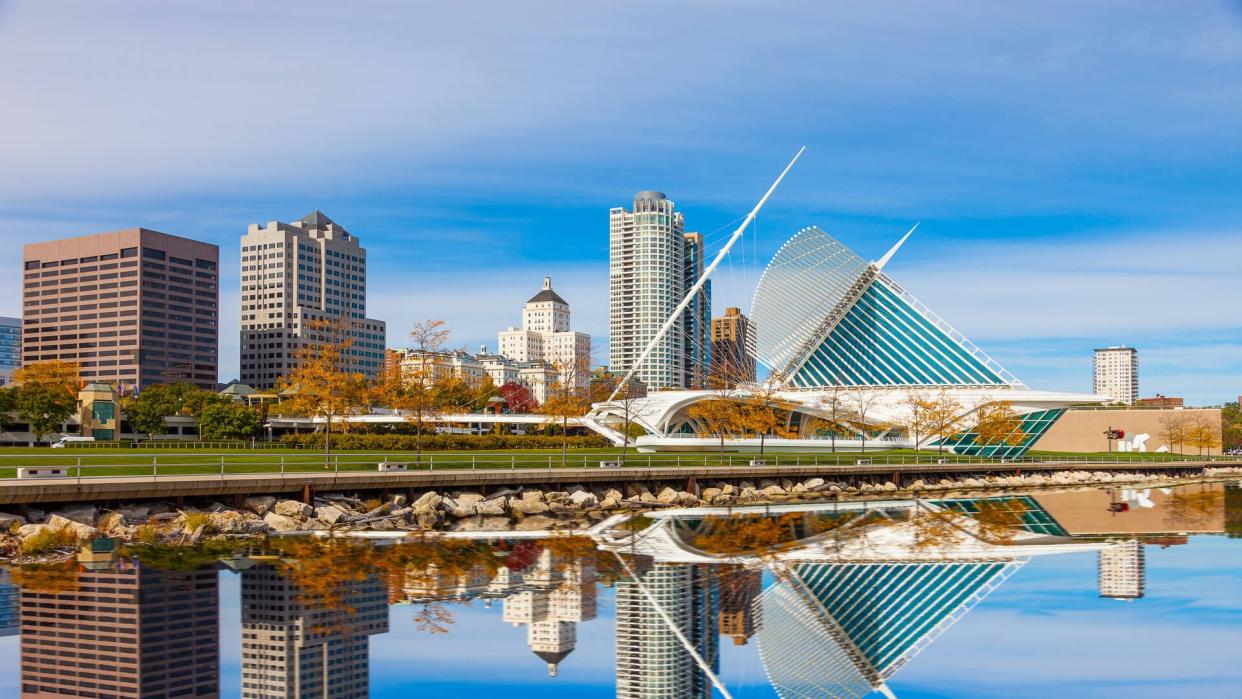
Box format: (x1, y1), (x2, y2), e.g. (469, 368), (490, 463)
(415, 509), (440, 529)
(599, 496), (622, 510)
(17, 523), (49, 539)
(804, 477), (826, 490)
(262, 512), (302, 532)
(475, 497), (509, 517)
(676, 492), (701, 506)
(388, 494), (408, 507)
(208, 511), (247, 534)
(510, 499), (550, 515)
(413, 492), (443, 509)
(97, 512), (127, 535)
(116, 505), (151, 523)
(54, 504), (97, 527)
(700, 487), (722, 502)
(761, 485), (786, 498)
(242, 496), (276, 516)
(274, 500), (312, 519)
(602, 488), (624, 502)
(45, 514), (98, 540)
(315, 505), (348, 526)
(520, 489), (545, 502)
(454, 492), (486, 505)
(568, 491), (599, 508)
(441, 498), (477, 518)
(0, 512), (26, 529)
(656, 487), (680, 504)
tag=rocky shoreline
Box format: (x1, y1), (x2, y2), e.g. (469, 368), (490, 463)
(4, 466), (1240, 562)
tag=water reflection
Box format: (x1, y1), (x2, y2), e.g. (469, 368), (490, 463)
(3, 481), (1239, 698)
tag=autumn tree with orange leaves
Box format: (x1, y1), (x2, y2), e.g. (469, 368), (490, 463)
(277, 319), (369, 466)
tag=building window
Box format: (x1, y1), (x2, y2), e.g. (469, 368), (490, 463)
(121, 247), (138, 258)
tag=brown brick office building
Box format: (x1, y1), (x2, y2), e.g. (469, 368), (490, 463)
(22, 229), (219, 389)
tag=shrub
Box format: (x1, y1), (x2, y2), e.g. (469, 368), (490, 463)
(181, 512), (212, 532)
(20, 526), (79, 555)
(278, 432), (609, 451)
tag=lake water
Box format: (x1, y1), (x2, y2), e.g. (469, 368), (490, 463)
(2, 481), (1239, 698)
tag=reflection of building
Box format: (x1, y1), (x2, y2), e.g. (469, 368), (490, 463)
(1094, 345), (1139, 405)
(1032, 485), (1227, 536)
(615, 559), (719, 698)
(710, 307), (756, 386)
(19, 562), (220, 698)
(610, 191), (709, 391)
(0, 568), (18, 637)
(718, 566), (762, 645)
(240, 565), (388, 699)
(22, 228), (220, 389)
(1098, 540), (1145, 600)
(502, 550), (598, 677)
(239, 211), (386, 390)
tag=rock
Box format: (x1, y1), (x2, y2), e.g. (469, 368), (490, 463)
(208, 511), (247, 533)
(639, 491), (659, 505)
(545, 491), (570, 503)
(881, 482), (898, 491)
(1005, 476), (1024, 487)
(117, 505), (151, 523)
(804, 477), (826, 490)
(711, 494), (736, 506)
(146, 502), (173, 516)
(455, 492), (486, 505)
(0, 512), (26, 529)
(791, 483), (807, 494)
(242, 496), (276, 516)
(475, 497), (509, 517)
(262, 512), (302, 532)
(568, 491), (599, 508)
(274, 500), (312, 519)
(46, 514), (98, 540)
(720, 483), (736, 495)
(761, 485), (786, 497)
(549, 501), (579, 514)
(17, 523), (48, 539)
(441, 498), (477, 518)
(599, 496), (621, 509)
(414, 492), (443, 509)
(910, 479), (926, 490)
(739, 486), (759, 498)
(388, 494), (408, 507)
(676, 492), (700, 506)
(452, 516), (511, 532)
(315, 505), (348, 525)
(510, 499), (550, 515)
(415, 510), (440, 529)
(54, 504), (97, 526)
(701, 487), (722, 501)
(370, 519), (396, 531)
(97, 512), (126, 534)
(602, 488), (623, 502)
(625, 483), (646, 497)
(656, 487), (680, 504)
(521, 489), (545, 502)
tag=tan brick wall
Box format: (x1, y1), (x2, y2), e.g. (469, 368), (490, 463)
(1031, 407), (1222, 455)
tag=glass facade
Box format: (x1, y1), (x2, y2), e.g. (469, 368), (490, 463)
(0, 317), (20, 383)
(938, 408), (1066, 459)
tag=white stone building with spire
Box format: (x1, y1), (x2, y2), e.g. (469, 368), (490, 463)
(498, 276), (591, 387)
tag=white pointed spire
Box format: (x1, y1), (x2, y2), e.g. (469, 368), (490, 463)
(874, 222), (919, 271)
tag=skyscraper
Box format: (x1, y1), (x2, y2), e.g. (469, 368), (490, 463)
(0, 317), (21, 386)
(1093, 346), (1139, 405)
(615, 559), (719, 699)
(19, 560), (220, 698)
(1098, 539), (1145, 599)
(239, 212), (386, 390)
(239, 564), (389, 699)
(609, 192), (709, 390)
(710, 307), (756, 386)
(22, 229), (220, 388)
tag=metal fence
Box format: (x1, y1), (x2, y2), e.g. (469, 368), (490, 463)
(0, 450), (1237, 483)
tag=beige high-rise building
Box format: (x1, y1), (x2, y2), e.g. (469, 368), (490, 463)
(609, 192), (709, 390)
(22, 228), (220, 388)
(497, 276), (591, 386)
(710, 307), (756, 386)
(239, 211), (386, 389)
(1098, 539), (1145, 599)
(1093, 346), (1138, 405)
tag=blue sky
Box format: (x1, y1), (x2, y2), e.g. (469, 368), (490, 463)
(1, 1), (1241, 402)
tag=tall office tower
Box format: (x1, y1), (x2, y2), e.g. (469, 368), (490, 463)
(710, 307), (757, 386)
(610, 191), (699, 390)
(718, 565), (762, 645)
(1098, 539), (1145, 599)
(682, 232), (711, 389)
(497, 276), (592, 383)
(0, 317), (21, 385)
(239, 211), (386, 390)
(22, 229), (220, 389)
(1093, 346), (1139, 405)
(615, 559), (719, 699)
(0, 568), (18, 637)
(19, 563), (219, 698)
(240, 564), (389, 699)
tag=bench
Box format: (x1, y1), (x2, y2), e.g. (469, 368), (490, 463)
(377, 462), (409, 472)
(17, 467), (70, 479)
(855, 458), (872, 465)
(599, 461), (623, 469)
(749, 459), (767, 467)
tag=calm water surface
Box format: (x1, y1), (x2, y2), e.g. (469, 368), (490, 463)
(2, 481), (1239, 698)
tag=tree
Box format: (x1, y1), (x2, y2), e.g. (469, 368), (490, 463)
(1186, 414), (1219, 456)
(739, 381), (789, 455)
(197, 401), (262, 440)
(1159, 412), (1187, 455)
(12, 361), (81, 441)
(1220, 402), (1242, 451)
(925, 389), (965, 455)
(540, 358), (592, 467)
(973, 401), (1025, 457)
(378, 320), (452, 466)
(276, 319), (369, 466)
(850, 388), (880, 453)
(899, 391), (935, 462)
(688, 398), (743, 459)
(814, 386), (853, 453)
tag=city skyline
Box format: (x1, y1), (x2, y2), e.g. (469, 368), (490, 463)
(1, 3), (1240, 403)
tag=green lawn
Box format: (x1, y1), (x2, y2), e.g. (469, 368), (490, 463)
(0, 445), (1231, 479)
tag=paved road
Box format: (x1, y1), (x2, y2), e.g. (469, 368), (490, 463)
(0, 459), (1224, 506)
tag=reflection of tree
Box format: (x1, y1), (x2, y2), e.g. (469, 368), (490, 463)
(909, 505), (966, 550)
(10, 560), (79, 593)
(1164, 485), (1224, 529)
(970, 499), (1029, 545)
(412, 603), (455, 634)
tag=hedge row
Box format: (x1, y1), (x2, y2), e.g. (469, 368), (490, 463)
(278, 432), (610, 451)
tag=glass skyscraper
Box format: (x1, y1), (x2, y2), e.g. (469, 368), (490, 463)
(0, 316), (20, 385)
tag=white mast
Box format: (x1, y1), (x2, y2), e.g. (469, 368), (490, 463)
(608, 147), (805, 401)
